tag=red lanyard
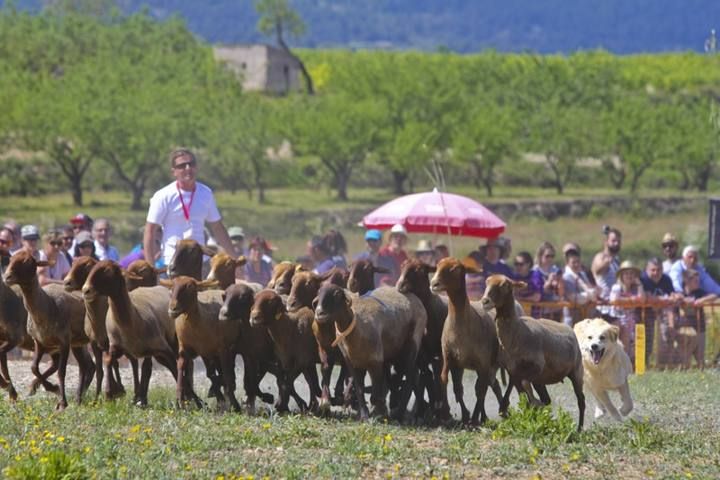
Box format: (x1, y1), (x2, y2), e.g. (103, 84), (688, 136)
(176, 183), (196, 221)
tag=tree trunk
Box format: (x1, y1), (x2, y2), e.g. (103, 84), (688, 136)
(392, 170), (407, 195)
(70, 179), (83, 207)
(130, 185), (144, 211)
(335, 171), (349, 201)
(546, 155), (564, 194)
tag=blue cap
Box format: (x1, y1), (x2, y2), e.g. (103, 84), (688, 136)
(365, 229), (382, 241)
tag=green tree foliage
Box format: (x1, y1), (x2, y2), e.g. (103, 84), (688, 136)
(289, 93), (383, 200)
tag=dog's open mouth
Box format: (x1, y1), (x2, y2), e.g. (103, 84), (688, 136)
(591, 348), (605, 364)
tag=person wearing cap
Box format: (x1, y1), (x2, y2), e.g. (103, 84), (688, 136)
(661, 233), (679, 274)
(354, 229), (394, 288)
(609, 260), (645, 363)
(228, 226), (246, 258)
(354, 229), (383, 263)
(69, 213), (93, 233)
(592, 226), (622, 321)
(377, 224), (409, 286)
(668, 245), (720, 295)
(37, 230), (71, 286)
(413, 239), (435, 266)
(73, 230), (99, 260)
(92, 218), (119, 262)
(15, 225), (42, 260)
(144, 148), (237, 267)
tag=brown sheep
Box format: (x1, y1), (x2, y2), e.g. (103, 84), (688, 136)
(219, 284), (304, 413)
(205, 253), (248, 290)
(267, 261), (301, 294)
(250, 289), (322, 413)
(480, 274), (585, 431)
(0, 252), (46, 401)
(347, 259), (389, 295)
(125, 259), (167, 291)
(4, 250), (95, 410)
(167, 239), (216, 280)
(165, 239), (227, 397)
(169, 276), (241, 411)
(82, 260), (177, 406)
(396, 259), (449, 418)
(429, 257), (505, 424)
(314, 284), (427, 421)
(287, 269), (350, 408)
(63, 257), (161, 402)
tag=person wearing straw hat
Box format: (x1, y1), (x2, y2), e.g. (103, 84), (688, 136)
(609, 260), (645, 364)
(668, 244), (720, 295)
(413, 239), (435, 266)
(661, 233), (679, 274)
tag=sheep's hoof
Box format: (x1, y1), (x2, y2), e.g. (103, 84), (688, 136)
(55, 400), (68, 411)
(8, 388), (18, 402)
(260, 392), (274, 404)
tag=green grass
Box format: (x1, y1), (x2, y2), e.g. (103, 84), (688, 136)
(0, 371), (718, 479)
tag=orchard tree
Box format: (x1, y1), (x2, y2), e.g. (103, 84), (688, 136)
(452, 100), (519, 197)
(290, 93), (383, 200)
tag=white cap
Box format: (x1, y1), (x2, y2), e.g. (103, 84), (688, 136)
(390, 224), (407, 236)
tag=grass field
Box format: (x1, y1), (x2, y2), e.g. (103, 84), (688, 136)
(0, 370), (718, 479)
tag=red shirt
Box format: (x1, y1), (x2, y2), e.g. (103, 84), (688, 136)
(377, 246), (409, 286)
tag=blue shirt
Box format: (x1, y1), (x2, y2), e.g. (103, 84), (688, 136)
(668, 260), (720, 295)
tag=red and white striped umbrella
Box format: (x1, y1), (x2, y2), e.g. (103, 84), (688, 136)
(362, 188), (505, 238)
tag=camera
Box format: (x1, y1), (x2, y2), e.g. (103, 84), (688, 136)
(601, 224), (611, 235)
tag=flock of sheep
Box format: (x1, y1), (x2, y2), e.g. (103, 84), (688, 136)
(0, 240), (586, 430)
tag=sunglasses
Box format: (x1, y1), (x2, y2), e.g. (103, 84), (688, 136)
(49, 241), (63, 247)
(63, 236), (73, 241)
(173, 160), (197, 170)
(662, 243), (676, 248)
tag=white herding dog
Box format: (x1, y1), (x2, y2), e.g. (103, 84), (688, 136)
(574, 318), (633, 420)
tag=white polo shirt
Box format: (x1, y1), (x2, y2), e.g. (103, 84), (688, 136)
(146, 181), (221, 265)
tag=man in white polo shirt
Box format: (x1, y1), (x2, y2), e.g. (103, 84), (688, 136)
(143, 148), (237, 266)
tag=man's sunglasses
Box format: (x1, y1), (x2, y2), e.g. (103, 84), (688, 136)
(173, 160), (197, 170)
(49, 241), (63, 247)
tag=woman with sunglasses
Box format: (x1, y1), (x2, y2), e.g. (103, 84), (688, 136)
(513, 251), (543, 318)
(37, 230), (71, 286)
(533, 241), (564, 321)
